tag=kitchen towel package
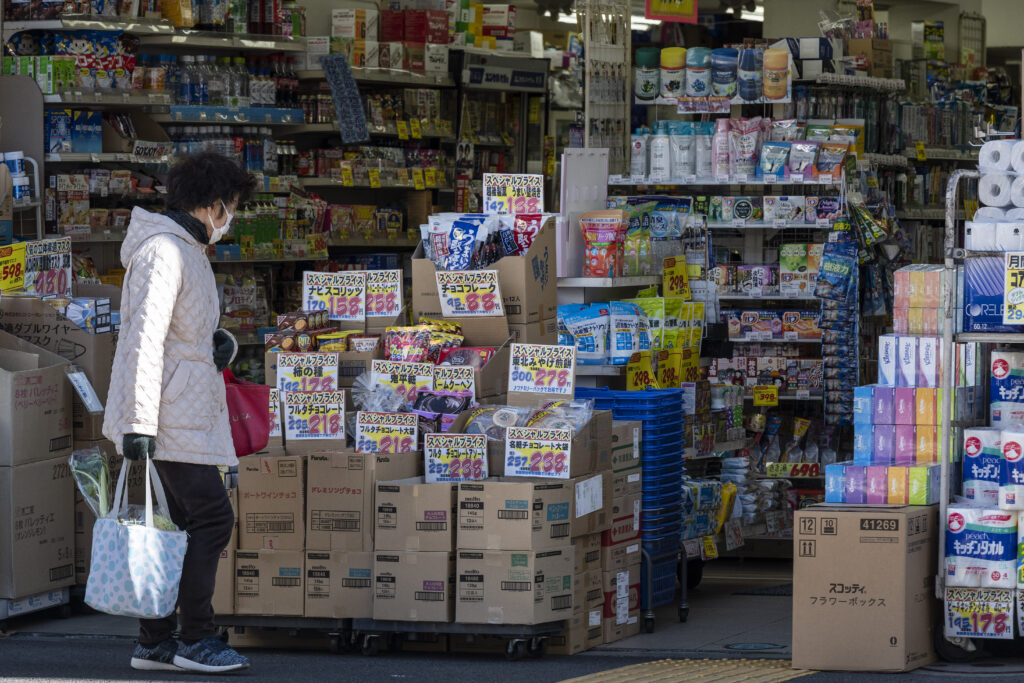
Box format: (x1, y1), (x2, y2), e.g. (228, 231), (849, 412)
(962, 427), (1001, 506)
(945, 505), (1017, 588)
(1001, 429), (1024, 510)
(991, 351), (1024, 429)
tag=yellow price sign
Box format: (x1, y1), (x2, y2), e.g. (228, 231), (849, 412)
(1003, 253), (1024, 324)
(435, 270), (505, 317)
(272, 239), (285, 259)
(368, 168), (381, 189)
(340, 167), (354, 187)
(508, 343), (576, 397)
(282, 390), (345, 441)
(354, 411), (418, 454)
(752, 385), (779, 406)
(627, 351), (660, 390)
(306, 233), (328, 258)
(915, 141), (927, 162)
(663, 256), (691, 300)
(424, 433), (488, 482)
(504, 426), (573, 479)
(409, 119), (422, 139)
(656, 349), (681, 388)
(0, 242), (27, 292)
(701, 536), (718, 560)
(239, 234), (255, 251)
(395, 168), (409, 186)
(396, 120), (409, 140)
(412, 168), (425, 191)
(424, 167), (437, 187)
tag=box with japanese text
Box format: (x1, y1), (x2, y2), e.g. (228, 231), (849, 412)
(238, 453), (305, 551)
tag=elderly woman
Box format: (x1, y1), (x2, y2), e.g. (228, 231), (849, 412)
(103, 152), (255, 674)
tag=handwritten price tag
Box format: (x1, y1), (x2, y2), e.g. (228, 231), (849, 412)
(268, 389), (282, 438)
(435, 270), (504, 317)
(368, 168), (382, 189)
(370, 360), (434, 404)
(945, 588), (1013, 640)
(354, 411), (417, 454)
(701, 536), (718, 560)
(1004, 253), (1024, 324)
(424, 167), (437, 188)
(481, 173), (544, 214)
(627, 351), (659, 390)
(662, 256), (691, 300)
(508, 343), (576, 396)
(409, 119), (422, 139)
(283, 390), (345, 441)
(432, 365), (475, 396)
(724, 519), (744, 551)
(753, 385), (779, 406)
(504, 426), (572, 479)
(0, 242), (26, 292)
(766, 462), (821, 478)
(341, 167), (355, 186)
(424, 433), (488, 483)
(24, 238), (71, 297)
(306, 233), (328, 258)
(397, 120), (409, 140)
(915, 141), (927, 162)
(412, 168), (425, 190)
(276, 352), (339, 394)
(303, 271), (366, 321)
(365, 269), (403, 318)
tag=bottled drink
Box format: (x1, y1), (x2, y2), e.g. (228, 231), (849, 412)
(263, 69), (276, 108)
(193, 55), (209, 105)
(178, 55), (194, 105)
(227, 0), (247, 33)
(233, 57), (250, 107)
(261, 127), (278, 174)
(207, 57), (226, 106)
(166, 55), (179, 97)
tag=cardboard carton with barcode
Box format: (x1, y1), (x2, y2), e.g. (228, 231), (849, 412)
(455, 546), (573, 625)
(456, 478), (573, 551)
(304, 550), (373, 619)
(372, 477), (456, 552)
(237, 452), (306, 551)
(233, 549), (304, 616)
(372, 550), (454, 622)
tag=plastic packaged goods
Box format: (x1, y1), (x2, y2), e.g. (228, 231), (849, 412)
(634, 46), (660, 101)
(693, 122), (714, 177)
(711, 118), (730, 179)
(648, 121), (672, 182)
(728, 117), (763, 178)
(669, 121), (694, 180)
(562, 303), (609, 365)
(710, 48), (738, 97)
(763, 48), (789, 100)
(758, 142), (790, 179)
(660, 47), (686, 99)
(788, 141), (819, 178)
(580, 210), (624, 278)
(945, 505), (1017, 588)
(630, 130), (648, 178)
(685, 47), (711, 97)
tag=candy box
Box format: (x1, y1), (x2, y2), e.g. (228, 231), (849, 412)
(726, 310), (783, 341)
(804, 196), (843, 224)
(736, 265), (778, 296)
(779, 243), (808, 297)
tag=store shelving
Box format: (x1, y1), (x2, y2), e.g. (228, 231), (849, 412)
(44, 91), (174, 107)
(150, 106), (304, 125)
(718, 294), (820, 302)
(896, 208), (967, 221)
(708, 221), (835, 230)
(296, 68), (456, 89)
(955, 332), (1024, 344)
(683, 439), (752, 460)
(798, 73), (906, 91)
(608, 175), (843, 187)
(730, 338), (822, 344)
(282, 121), (456, 142)
(45, 152), (173, 164)
(3, 15), (175, 34)
(901, 147), (978, 161)
(12, 198), (41, 211)
(558, 276), (659, 288)
(575, 366), (626, 376)
(138, 31), (305, 53)
(208, 254), (325, 264)
(326, 236), (419, 249)
(298, 177), (451, 191)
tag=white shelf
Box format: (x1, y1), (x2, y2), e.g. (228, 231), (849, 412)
(139, 31), (305, 52)
(708, 222), (831, 230)
(12, 199), (41, 211)
(956, 332), (1024, 344)
(808, 73), (905, 91)
(608, 175), (842, 187)
(296, 67), (456, 89)
(575, 365), (626, 376)
(298, 177), (450, 191)
(730, 338), (822, 344)
(902, 147), (978, 161)
(44, 91), (174, 106)
(558, 276), (659, 288)
(718, 294), (819, 302)
(743, 394), (822, 402)
(4, 16), (175, 34)
(895, 208), (965, 220)
(46, 152), (173, 164)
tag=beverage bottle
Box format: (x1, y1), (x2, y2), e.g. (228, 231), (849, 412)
(248, 0), (262, 34)
(166, 55), (179, 96)
(178, 55), (194, 104)
(227, 0), (246, 33)
(285, 56), (298, 108)
(261, 68), (276, 108)
(207, 57), (225, 106)
(261, 127), (278, 174)
(193, 55), (209, 105)
(234, 57), (250, 107)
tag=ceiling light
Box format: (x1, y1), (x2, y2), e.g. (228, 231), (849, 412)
(740, 7), (764, 22)
(557, 12), (577, 24)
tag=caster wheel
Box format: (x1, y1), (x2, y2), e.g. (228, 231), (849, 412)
(933, 628), (977, 663)
(362, 636), (380, 657)
(505, 639), (527, 661)
(330, 635), (346, 654)
(686, 560), (704, 590)
(387, 633), (403, 652)
(58, 604), (72, 619)
(643, 616), (655, 634)
(527, 638), (548, 658)
(678, 607), (689, 623)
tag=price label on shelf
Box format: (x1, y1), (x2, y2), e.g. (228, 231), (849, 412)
(396, 120), (409, 140)
(508, 343), (576, 397)
(306, 233), (328, 258)
(354, 411), (418, 454)
(409, 119), (422, 139)
(818, 174), (833, 184)
(763, 173), (778, 184)
(766, 462), (821, 478)
(733, 173), (748, 183)
(0, 242), (26, 292)
(424, 167), (437, 187)
(432, 365), (475, 396)
(724, 519), (744, 551)
(701, 536), (719, 560)
(435, 270), (504, 317)
(945, 588), (1013, 640)
(303, 271), (366, 321)
(424, 433), (488, 483)
(915, 141), (927, 162)
(24, 238), (72, 297)
(753, 385), (779, 407)
(283, 390), (345, 441)
(1003, 253), (1024, 324)
(626, 351), (657, 391)
(395, 168), (409, 186)
(370, 360), (434, 404)
(790, 173), (804, 184)
(276, 352), (339, 394)
(340, 167), (355, 186)
(683, 539), (702, 559)
(365, 269), (403, 318)
(482, 173), (543, 214)
(796, 389), (811, 400)
(504, 426), (573, 479)
(412, 168), (425, 190)
(716, 174), (730, 184)
(368, 168), (382, 189)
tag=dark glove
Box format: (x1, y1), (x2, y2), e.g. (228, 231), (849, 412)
(213, 328), (236, 372)
(123, 433), (155, 461)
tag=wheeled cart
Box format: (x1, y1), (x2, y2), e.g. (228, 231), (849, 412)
(0, 588), (71, 631)
(640, 545), (687, 633)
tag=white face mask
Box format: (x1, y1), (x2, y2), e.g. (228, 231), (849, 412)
(208, 200), (234, 244)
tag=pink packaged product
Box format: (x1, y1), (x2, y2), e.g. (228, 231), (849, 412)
(893, 387), (915, 425)
(866, 465), (888, 504)
(894, 425), (916, 465)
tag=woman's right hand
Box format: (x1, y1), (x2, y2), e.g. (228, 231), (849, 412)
(123, 433), (156, 461)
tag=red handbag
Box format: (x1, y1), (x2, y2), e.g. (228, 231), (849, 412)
(223, 369), (271, 458)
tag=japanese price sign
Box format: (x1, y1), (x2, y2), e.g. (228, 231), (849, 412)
(766, 462), (821, 478)
(424, 433), (488, 483)
(268, 388), (282, 438)
(302, 271), (366, 322)
(435, 270), (504, 317)
(504, 426), (573, 479)
(945, 587), (1013, 640)
(662, 256), (691, 300)
(508, 343), (576, 396)
(354, 412), (417, 454)
(627, 351), (659, 390)
(276, 352), (339, 394)
(370, 360), (434, 403)
(0, 242), (26, 292)
(365, 269), (403, 318)
(481, 173), (544, 214)
(24, 238), (72, 297)
(752, 385), (779, 406)
(432, 365), (475, 396)
(1004, 253), (1024, 324)
(283, 390), (345, 441)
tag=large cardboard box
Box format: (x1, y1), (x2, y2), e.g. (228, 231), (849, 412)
(574, 568), (604, 613)
(304, 550), (373, 619)
(0, 456), (75, 598)
(373, 478), (456, 552)
(457, 479), (572, 551)
(601, 563), (641, 643)
(372, 550), (454, 622)
(412, 218), (557, 327)
(508, 317), (557, 345)
(305, 450), (421, 552)
(547, 607), (603, 655)
(846, 37), (894, 78)
(484, 409), (612, 479)
(456, 547), (573, 625)
(238, 453), (305, 551)
(0, 328), (73, 466)
(212, 548), (235, 615)
(572, 533), (602, 574)
(570, 470), (613, 537)
(610, 420), (641, 473)
(792, 505), (937, 672)
(234, 549), (305, 616)
(612, 468), (642, 499)
(601, 493), (642, 570)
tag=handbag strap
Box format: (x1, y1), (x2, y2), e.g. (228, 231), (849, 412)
(112, 457), (173, 528)
(111, 454), (130, 518)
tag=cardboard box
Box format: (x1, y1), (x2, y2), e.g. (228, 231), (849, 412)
(234, 549), (305, 616)
(305, 450), (421, 552)
(576, 568), (604, 612)
(610, 420), (641, 472)
(455, 547), (573, 624)
(373, 478), (456, 552)
(484, 409), (612, 478)
(601, 564), (641, 643)
(331, 8), (379, 38)
(846, 37), (893, 78)
(0, 328), (73, 467)
(372, 551), (454, 622)
(600, 538), (642, 571)
(457, 479), (572, 550)
(508, 317), (557, 345)
(792, 505), (937, 672)
(412, 218), (557, 327)
(304, 550), (373, 619)
(570, 470), (613, 537)
(0, 456), (75, 598)
(238, 454), (305, 551)
(601, 492), (641, 548)
(572, 533), (602, 574)
(612, 469), (642, 499)
(547, 610), (588, 655)
(212, 548), (235, 615)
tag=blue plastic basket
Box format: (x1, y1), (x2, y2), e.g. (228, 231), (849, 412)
(642, 475), (683, 492)
(642, 510), (684, 528)
(642, 489), (681, 508)
(642, 534), (680, 556)
(642, 552), (679, 609)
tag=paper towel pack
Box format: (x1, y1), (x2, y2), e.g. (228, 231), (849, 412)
(945, 505), (1017, 588)
(991, 351), (1024, 429)
(962, 427), (1001, 506)
(1001, 430), (1024, 510)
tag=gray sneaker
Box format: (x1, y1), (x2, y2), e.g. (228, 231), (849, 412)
(173, 637), (250, 674)
(131, 639), (183, 672)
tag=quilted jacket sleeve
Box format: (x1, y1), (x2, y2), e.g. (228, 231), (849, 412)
(117, 240), (184, 436)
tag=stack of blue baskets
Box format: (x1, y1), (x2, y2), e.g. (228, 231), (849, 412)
(576, 387), (683, 610)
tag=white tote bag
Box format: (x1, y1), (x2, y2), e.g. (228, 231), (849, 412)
(85, 459), (189, 619)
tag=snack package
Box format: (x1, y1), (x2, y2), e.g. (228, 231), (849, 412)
(418, 316), (462, 334)
(580, 210), (624, 278)
(758, 142), (790, 179)
(815, 142), (848, 177)
(769, 118), (800, 142)
(804, 120), (833, 142)
(437, 346), (494, 369)
(463, 405), (533, 439)
(563, 303), (610, 365)
(788, 141), (819, 178)
(384, 326), (432, 362)
(728, 117), (763, 178)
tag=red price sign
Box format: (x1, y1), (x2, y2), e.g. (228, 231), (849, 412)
(24, 238), (71, 297)
(766, 462), (821, 478)
(945, 588), (1014, 640)
(365, 269), (403, 318)
(283, 390), (345, 441)
(303, 271), (366, 322)
(435, 270), (505, 318)
(276, 352), (339, 394)
(505, 426), (572, 479)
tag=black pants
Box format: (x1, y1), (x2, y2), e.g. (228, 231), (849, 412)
(139, 461), (234, 647)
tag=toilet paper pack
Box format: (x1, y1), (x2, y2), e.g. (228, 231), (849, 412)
(945, 505), (1017, 588)
(962, 427), (1001, 506)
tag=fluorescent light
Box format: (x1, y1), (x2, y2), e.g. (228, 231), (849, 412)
(557, 12), (578, 24)
(740, 6), (764, 22)
(631, 16), (662, 25)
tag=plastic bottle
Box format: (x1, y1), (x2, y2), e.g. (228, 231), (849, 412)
(176, 55), (192, 104)
(207, 57), (226, 106)
(659, 47), (685, 99)
(227, 0), (247, 33)
(685, 47), (711, 97)
(710, 48), (738, 98)
(630, 128), (648, 179)
(737, 48), (762, 101)
(233, 57), (250, 107)
(669, 120), (693, 180)
(262, 69), (276, 108)
(763, 48), (789, 100)
(764, 435), (781, 464)
(633, 47), (660, 101)
(193, 55), (209, 105)
(711, 118), (730, 179)
(694, 121), (713, 178)
(261, 127), (277, 173)
(648, 121), (671, 182)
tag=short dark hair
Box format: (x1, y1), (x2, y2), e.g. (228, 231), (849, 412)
(165, 152), (256, 212)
